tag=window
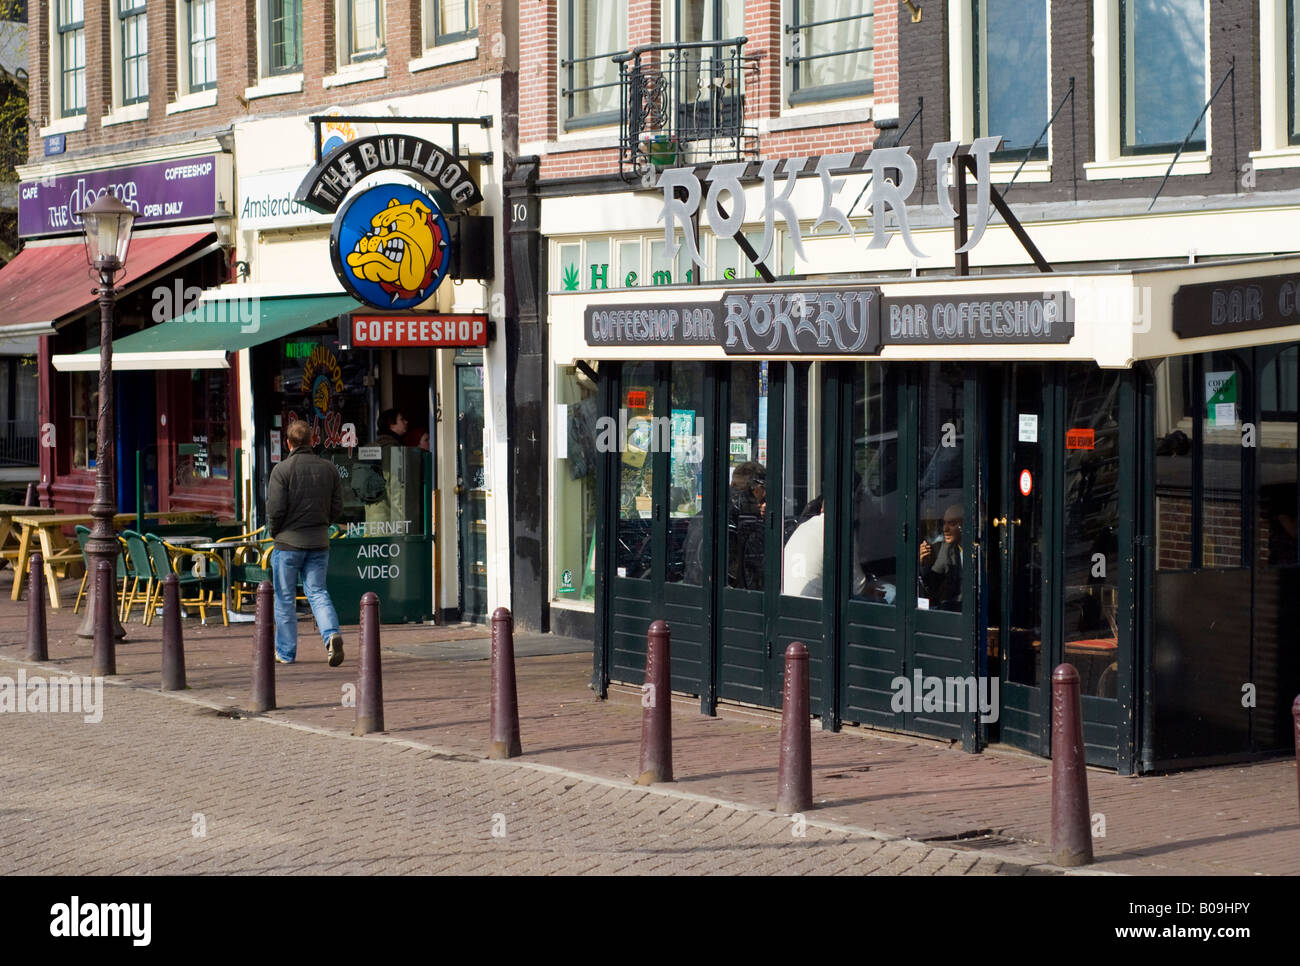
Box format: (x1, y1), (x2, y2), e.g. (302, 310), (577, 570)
(1290, 0), (1300, 143)
(851, 363), (898, 603)
(428, 0), (476, 45)
(973, 0), (1049, 159)
(786, 0), (873, 104)
(341, 0), (385, 64)
(119, 0), (149, 106)
(1119, 0), (1207, 155)
(187, 0), (218, 93)
(69, 372), (96, 471)
(554, 365), (599, 603)
(267, 0), (303, 74)
(176, 371), (230, 484)
(55, 0), (86, 118)
(562, 0), (625, 127)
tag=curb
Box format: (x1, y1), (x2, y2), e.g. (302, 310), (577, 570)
(0, 652), (1116, 876)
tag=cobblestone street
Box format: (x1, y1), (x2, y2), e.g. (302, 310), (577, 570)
(0, 678), (1037, 876)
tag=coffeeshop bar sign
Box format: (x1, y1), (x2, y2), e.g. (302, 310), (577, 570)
(585, 288), (1074, 354)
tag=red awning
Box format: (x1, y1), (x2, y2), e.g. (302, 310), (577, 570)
(0, 231), (219, 334)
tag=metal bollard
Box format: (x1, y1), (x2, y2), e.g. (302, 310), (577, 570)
(636, 620), (673, 784)
(354, 592), (384, 735)
(776, 642), (813, 814)
(25, 552), (47, 662)
(91, 560), (116, 677)
(1292, 695), (1300, 823)
(160, 574), (187, 691)
(23, 482), (35, 507)
(487, 606), (521, 758)
(1051, 663), (1094, 866)
(249, 581), (275, 713)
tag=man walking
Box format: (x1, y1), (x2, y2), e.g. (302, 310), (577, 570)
(267, 419), (345, 666)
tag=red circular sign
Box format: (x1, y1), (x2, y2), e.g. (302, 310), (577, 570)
(1019, 469), (1033, 496)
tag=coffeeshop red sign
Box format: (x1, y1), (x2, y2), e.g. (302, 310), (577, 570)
(345, 313), (488, 347)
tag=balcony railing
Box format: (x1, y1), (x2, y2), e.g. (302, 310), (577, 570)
(616, 38), (759, 184)
(0, 420), (37, 468)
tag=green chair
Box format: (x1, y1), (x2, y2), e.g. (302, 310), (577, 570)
(143, 533), (227, 626)
(120, 530), (157, 623)
(73, 526), (131, 616)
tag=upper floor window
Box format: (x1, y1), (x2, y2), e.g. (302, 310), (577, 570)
(675, 0), (743, 43)
(428, 0), (477, 46)
(267, 0), (303, 74)
(786, 0), (873, 104)
(55, 0), (86, 118)
(187, 0), (218, 93)
(341, 0), (385, 64)
(562, 1), (625, 128)
(1119, 0), (1207, 155)
(973, 0), (1049, 159)
(119, 0), (149, 106)
(1289, 0), (1300, 143)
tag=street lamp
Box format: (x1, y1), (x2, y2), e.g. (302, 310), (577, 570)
(75, 194), (136, 644)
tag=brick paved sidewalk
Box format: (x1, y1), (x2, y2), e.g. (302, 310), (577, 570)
(0, 594), (1296, 875)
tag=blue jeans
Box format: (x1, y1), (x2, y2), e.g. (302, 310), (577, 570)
(271, 547), (340, 662)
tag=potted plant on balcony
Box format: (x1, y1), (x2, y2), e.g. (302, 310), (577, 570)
(638, 131), (678, 169)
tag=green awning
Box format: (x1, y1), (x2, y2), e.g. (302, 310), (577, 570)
(51, 293), (362, 371)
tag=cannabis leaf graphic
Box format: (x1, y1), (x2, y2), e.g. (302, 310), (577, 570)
(562, 264), (580, 291)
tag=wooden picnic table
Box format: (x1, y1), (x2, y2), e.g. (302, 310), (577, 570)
(10, 512), (212, 609)
(0, 505), (60, 567)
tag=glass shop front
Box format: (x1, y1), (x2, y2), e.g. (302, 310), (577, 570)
(582, 278), (1300, 775)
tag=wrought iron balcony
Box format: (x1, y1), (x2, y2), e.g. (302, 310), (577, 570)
(616, 38), (759, 184)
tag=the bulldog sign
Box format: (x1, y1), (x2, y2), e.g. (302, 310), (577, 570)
(295, 135), (481, 311)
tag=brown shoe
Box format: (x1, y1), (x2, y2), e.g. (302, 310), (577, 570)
(327, 634), (344, 667)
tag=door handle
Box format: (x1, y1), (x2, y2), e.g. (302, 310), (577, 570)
(991, 517), (1021, 528)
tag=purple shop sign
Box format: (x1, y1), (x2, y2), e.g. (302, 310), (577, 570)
(19, 155), (218, 238)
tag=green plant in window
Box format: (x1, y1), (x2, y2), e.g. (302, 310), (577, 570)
(562, 264), (580, 291)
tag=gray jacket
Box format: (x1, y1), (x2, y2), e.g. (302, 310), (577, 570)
(267, 447), (344, 550)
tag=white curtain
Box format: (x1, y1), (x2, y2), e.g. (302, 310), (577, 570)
(575, 0), (624, 116)
(800, 0), (872, 91)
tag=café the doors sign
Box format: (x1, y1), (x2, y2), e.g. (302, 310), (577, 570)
(295, 135), (483, 310)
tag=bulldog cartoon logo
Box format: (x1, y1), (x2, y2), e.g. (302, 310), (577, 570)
(331, 183), (452, 310)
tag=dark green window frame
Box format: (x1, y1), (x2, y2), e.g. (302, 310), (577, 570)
(56, 0), (86, 118)
(342, 0), (386, 64)
(430, 0), (477, 46)
(187, 0), (218, 94)
(267, 0), (303, 75)
(785, 0), (874, 106)
(119, 0), (149, 107)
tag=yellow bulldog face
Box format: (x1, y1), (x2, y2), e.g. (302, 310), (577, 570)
(345, 198), (441, 300)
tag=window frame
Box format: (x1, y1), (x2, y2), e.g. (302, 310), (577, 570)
(340, 0), (386, 65)
(1289, 0), (1300, 144)
(118, 0), (150, 108)
(185, 0), (218, 94)
(55, 0), (87, 119)
(427, 0), (477, 47)
(560, 0), (626, 131)
(1117, 0), (1209, 157)
(265, 0), (304, 76)
(971, 0), (1050, 162)
(785, 0), (875, 107)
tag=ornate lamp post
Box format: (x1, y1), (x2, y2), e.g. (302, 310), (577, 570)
(75, 194), (136, 641)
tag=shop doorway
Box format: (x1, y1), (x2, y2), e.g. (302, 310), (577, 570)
(453, 356), (488, 623)
(837, 362), (978, 743)
(606, 361), (716, 700)
(988, 363), (1126, 764)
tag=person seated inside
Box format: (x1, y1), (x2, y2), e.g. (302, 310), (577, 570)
(919, 504), (963, 611)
